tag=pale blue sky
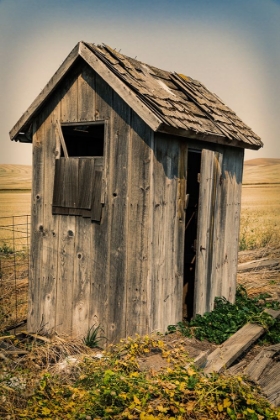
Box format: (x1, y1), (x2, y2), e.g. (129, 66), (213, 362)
(1, 0), (279, 164)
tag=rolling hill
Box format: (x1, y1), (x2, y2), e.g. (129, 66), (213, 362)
(0, 158), (279, 190)
(243, 158), (280, 185)
(0, 164), (32, 190)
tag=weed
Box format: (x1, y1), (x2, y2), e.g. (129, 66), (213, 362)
(168, 286), (280, 345)
(0, 242), (14, 255)
(82, 324), (106, 348)
(6, 335), (279, 419)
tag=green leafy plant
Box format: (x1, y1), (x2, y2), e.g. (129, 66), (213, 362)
(9, 335), (280, 419)
(82, 324), (106, 348)
(168, 286), (280, 345)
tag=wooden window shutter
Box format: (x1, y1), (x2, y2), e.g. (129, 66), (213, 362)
(52, 157), (103, 222)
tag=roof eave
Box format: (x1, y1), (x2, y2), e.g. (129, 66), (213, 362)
(157, 124), (262, 150)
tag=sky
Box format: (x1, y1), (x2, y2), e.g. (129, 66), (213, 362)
(0, 0), (280, 165)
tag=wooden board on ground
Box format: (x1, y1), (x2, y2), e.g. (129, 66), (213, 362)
(244, 344), (280, 407)
(204, 309), (280, 374)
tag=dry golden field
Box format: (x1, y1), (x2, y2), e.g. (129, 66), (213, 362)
(0, 164), (32, 190)
(240, 158), (280, 249)
(0, 164), (31, 219)
(0, 165), (31, 245)
(0, 160), (279, 246)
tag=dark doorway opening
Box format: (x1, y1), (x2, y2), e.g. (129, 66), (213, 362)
(183, 149), (201, 320)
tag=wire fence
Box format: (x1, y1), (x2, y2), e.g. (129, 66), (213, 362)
(0, 215), (30, 332)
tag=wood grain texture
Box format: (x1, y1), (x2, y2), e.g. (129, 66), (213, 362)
(56, 216), (75, 334)
(126, 113), (152, 336)
(64, 158), (79, 209)
(28, 119), (44, 332)
(88, 93), (112, 340)
(204, 309), (280, 374)
(218, 147), (244, 302)
(40, 108), (59, 333)
(194, 150), (222, 315)
(107, 92), (130, 342)
(60, 66), (80, 123)
(78, 63), (95, 121)
(151, 133), (183, 333)
(72, 216), (91, 337)
(78, 158), (94, 210)
(52, 159), (65, 207)
(91, 170), (103, 222)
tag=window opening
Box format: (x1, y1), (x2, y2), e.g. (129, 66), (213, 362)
(52, 122), (104, 222)
(61, 123), (104, 157)
(183, 150), (201, 320)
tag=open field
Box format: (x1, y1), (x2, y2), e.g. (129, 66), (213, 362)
(0, 165), (31, 230)
(240, 158), (280, 249)
(0, 159), (279, 241)
(0, 164), (31, 190)
(0, 191), (31, 219)
(243, 157), (280, 184)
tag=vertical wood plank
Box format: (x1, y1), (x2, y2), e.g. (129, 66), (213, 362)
(78, 63), (95, 121)
(95, 73), (112, 120)
(72, 216), (91, 337)
(78, 158), (94, 209)
(88, 79), (112, 339)
(56, 63), (79, 335)
(72, 65), (95, 337)
(217, 147), (244, 303)
(52, 159), (65, 207)
(176, 142), (188, 319)
(40, 106), (60, 333)
(63, 158), (79, 209)
(56, 216), (75, 334)
(151, 133), (182, 333)
(107, 92), (130, 342)
(194, 150), (222, 315)
(91, 170), (103, 222)
(28, 119), (44, 332)
(126, 113), (152, 337)
(60, 67), (80, 123)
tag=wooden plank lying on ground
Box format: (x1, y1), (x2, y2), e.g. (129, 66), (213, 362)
(245, 343), (280, 407)
(238, 258), (280, 272)
(204, 309), (280, 374)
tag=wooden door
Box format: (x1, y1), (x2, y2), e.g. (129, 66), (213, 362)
(194, 149), (222, 315)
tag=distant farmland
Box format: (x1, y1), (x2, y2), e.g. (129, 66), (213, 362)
(0, 165), (31, 218)
(0, 158), (279, 219)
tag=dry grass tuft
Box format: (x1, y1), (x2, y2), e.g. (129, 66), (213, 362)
(23, 334), (96, 372)
(0, 254), (28, 333)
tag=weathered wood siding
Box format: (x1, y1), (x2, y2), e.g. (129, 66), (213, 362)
(194, 147), (243, 315)
(28, 59), (243, 341)
(151, 133), (187, 332)
(29, 60), (186, 341)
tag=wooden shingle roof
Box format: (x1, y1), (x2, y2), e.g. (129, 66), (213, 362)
(10, 41), (262, 150)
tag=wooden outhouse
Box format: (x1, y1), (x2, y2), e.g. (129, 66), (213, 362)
(10, 42), (262, 342)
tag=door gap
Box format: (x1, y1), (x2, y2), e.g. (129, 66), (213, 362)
(183, 150), (201, 321)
